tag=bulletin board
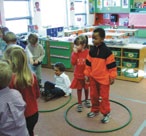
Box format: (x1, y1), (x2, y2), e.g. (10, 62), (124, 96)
(129, 13), (146, 27)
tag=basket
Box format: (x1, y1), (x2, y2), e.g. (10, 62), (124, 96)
(116, 60), (120, 66)
(124, 52), (138, 58)
(123, 69), (138, 78)
(123, 61), (137, 68)
(117, 70), (121, 76)
(112, 51), (121, 57)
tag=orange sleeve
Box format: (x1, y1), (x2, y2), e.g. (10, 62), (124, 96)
(106, 54), (117, 79)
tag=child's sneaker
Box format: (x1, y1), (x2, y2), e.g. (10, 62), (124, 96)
(84, 100), (91, 108)
(87, 112), (99, 118)
(76, 104), (83, 112)
(101, 113), (111, 123)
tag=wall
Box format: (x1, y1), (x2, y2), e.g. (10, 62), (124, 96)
(0, 0), (5, 26)
(94, 13), (129, 27)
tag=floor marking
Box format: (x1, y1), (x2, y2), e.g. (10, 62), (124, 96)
(134, 120), (146, 136)
(110, 94), (146, 104)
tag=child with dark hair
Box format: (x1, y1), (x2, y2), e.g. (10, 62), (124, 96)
(84, 27), (117, 123)
(0, 60), (29, 136)
(70, 35), (90, 112)
(43, 62), (72, 101)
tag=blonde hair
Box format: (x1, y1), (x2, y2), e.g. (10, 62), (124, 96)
(3, 45), (23, 60)
(3, 31), (17, 44)
(9, 48), (33, 89)
(0, 60), (12, 89)
(27, 33), (38, 45)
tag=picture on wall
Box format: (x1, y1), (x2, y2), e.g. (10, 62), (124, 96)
(97, 0), (102, 9)
(89, 0), (95, 14)
(122, 0), (128, 8)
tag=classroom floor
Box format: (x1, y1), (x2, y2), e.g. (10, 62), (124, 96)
(34, 68), (146, 136)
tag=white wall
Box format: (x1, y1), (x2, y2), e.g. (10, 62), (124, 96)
(0, 0), (5, 26)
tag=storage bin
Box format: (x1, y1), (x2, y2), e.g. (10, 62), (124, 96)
(112, 51), (121, 56)
(116, 60), (120, 66)
(124, 52), (138, 58)
(117, 70), (121, 76)
(123, 61), (137, 68)
(123, 69), (138, 78)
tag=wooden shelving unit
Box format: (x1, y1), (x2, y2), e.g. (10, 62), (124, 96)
(109, 44), (146, 82)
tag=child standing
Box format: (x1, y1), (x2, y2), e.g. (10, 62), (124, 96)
(70, 35), (90, 112)
(44, 62), (72, 101)
(84, 28), (117, 123)
(0, 27), (7, 58)
(8, 48), (40, 136)
(26, 33), (45, 88)
(0, 60), (29, 136)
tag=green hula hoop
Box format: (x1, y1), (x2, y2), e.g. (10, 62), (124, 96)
(39, 94), (72, 113)
(64, 99), (132, 133)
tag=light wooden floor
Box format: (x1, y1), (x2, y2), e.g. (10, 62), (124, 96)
(34, 68), (146, 136)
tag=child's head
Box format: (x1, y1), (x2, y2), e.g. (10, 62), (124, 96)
(27, 33), (38, 46)
(3, 31), (17, 44)
(54, 62), (65, 76)
(0, 60), (12, 89)
(3, 45), (23, 60)
(74, 35), (89, 51)
(92, 28), (105, 46)
(9, 48), (27, 73)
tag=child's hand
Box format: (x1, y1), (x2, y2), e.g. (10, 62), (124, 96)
(34, 60), (39, 64)
(73, 47), (78, 53)
(30, 58), (34, 65)
(110, 78), (115, 85)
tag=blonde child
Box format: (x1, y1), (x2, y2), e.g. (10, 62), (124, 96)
(8, 48), (40, 136)
(84, 28), (117, 123)
(70, 35), (90, 112)
(0, 60), (29, 136)
(26, 33), (45, 88)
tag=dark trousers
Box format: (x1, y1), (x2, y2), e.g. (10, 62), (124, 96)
(26, 112), (39, 136)
(44, 81), (65, 97)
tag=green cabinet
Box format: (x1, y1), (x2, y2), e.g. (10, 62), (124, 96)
(49, 41), (73, 69)
(39, 38), (49, 66)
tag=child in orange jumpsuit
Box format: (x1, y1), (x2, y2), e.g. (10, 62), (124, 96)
(70, 35), (90, 112)
(84, 28), (117, 123)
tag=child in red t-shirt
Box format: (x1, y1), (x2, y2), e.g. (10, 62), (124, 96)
(70, 35), (90, 112)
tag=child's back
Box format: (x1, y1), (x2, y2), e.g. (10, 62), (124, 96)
(0, 60), (29, 136)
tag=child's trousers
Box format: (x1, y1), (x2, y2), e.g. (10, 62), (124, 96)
(89, 77), (110, 115)
(44, 81), (65, 97)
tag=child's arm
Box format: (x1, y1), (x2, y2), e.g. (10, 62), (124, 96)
(106, 53), (117, 84)
(63, 75), (72, 96)
(71, 52), (79, 65)
(36, 44), (45, 63)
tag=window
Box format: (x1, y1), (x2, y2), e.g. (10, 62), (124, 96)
(4, 0), (31, 34)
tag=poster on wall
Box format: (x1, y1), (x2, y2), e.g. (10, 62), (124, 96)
(69, 0), (75, 26)
(97, 0), (102, 9)
(33, 0), (42, 31)
(104, 0), (120, 7)
(89, 0), (95, 14)
(122, 0), (128, 8)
